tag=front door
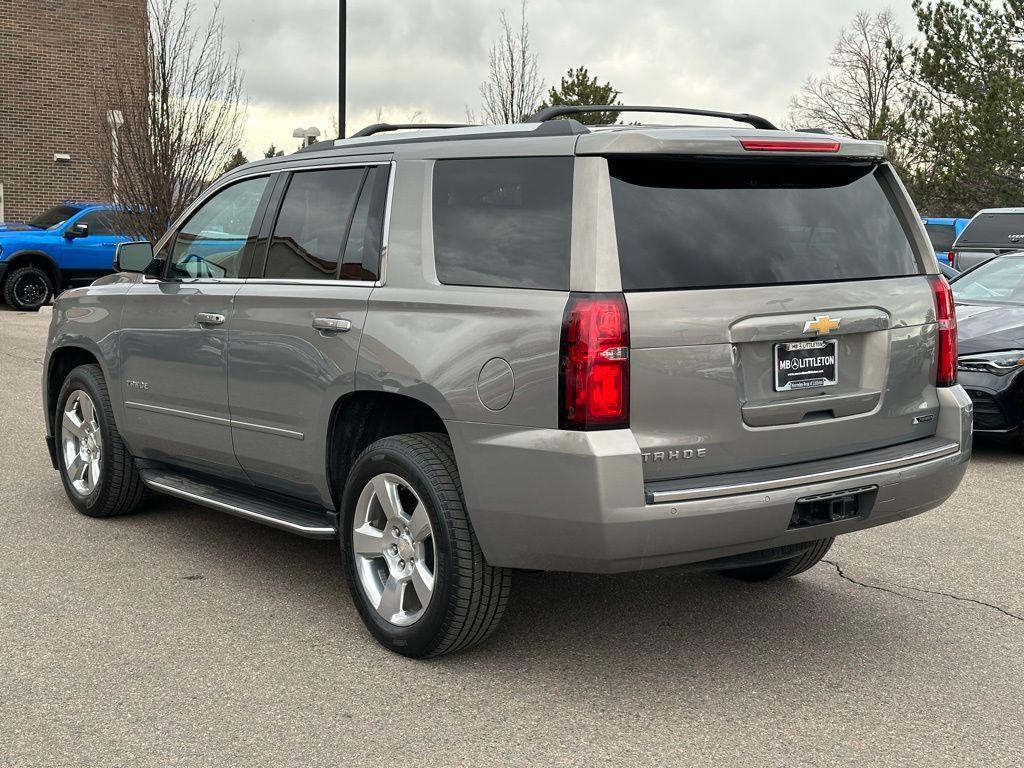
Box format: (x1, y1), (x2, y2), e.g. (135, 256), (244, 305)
(118, 174), (273, 481)
(62, 209), (129, 280)
(228, 162), (391, 503)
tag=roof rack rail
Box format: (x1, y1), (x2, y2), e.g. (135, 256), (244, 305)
(525, 105), (778, 131)
(350, 123), (474, 138)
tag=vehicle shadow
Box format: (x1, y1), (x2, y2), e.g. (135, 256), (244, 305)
(114, 491), (936, 685)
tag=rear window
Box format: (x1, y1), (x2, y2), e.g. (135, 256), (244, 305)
(925, 222), (956, 252)
(432, 157), (573, 290)
(609, 160), (920, 291)
(956, 212), (1024, 248)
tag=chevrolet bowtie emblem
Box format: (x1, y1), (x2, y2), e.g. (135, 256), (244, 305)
(803, 315), (842, 335)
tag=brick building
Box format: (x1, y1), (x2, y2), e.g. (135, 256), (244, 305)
(0, 0), (147, 222)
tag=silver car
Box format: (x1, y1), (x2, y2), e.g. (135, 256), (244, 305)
(42, 106), (972, 657)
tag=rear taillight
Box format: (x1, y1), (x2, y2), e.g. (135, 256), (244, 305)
(559, 293), (630, 430)
(932, 276), (958, 387)
(948, 251), (956, 268)
(740, 138), (841, 153)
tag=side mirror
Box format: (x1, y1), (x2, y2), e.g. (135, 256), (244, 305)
(114, 241), (160, 275)
(65, 222), (89, 239)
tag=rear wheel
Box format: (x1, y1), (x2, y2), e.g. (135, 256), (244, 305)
(2, 265), (53, 311)
(56, 364), (148, 517)
(340, 433), (512, 658)
(719, 538), (834, 582)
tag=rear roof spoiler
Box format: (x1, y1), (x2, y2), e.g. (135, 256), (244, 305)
(526, 104), (778, 131)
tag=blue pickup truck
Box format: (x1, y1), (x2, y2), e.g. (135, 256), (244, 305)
(922, 217), (971, 266)
(0, 202), (130, 311)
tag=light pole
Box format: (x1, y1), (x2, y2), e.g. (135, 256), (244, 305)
(339, 0), (346, 138)
(106, 110), (124, 203)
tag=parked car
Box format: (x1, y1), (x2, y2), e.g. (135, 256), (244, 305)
(950, 253), (1024, 446)
(922, 217), (970, 265)
(949, 208), (1024, 272)
(42, 106), (972, 658)
(939, 262), (959, 281)
(0, 202), (129, 311)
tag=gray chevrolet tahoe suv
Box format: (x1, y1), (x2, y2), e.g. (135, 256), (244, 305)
(43, 105), (972, 657)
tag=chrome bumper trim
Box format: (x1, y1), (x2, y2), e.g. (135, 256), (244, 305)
(647, 442), (960, 504)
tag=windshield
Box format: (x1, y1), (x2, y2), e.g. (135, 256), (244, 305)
(952, 255), (1024, 305)
(28, 204), (83, 230)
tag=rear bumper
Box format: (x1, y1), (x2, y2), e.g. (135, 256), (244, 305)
(449, 386), (973, 573)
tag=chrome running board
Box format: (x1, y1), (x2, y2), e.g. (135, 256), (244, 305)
(140, 469), (337, 539)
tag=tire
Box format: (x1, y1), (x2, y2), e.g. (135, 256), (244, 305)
(2, 265), (53, 311)
(340, 433), (512, 658)
(55, 364), (148, 518)
(719, 538), (834, 582)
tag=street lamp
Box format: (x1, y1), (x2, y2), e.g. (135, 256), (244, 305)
(107, 110), (124, 202)
(292, 126), (322, 149)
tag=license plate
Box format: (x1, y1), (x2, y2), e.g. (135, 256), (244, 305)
(774, 339), (838, 392)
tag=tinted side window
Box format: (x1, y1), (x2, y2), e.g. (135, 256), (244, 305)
(340, 165), (389, 281)
(169, 176), (269, 279)
(432, 157), (573, 290)
(78, 211), (120, 235)
(266, 168), (364, 280)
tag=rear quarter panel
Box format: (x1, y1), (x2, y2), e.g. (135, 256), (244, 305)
(357, 158), (567, 426)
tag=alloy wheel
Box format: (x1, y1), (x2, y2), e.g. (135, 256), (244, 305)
(60, 390), (103, 495)
(352, 473), (437, 627)
(14, 273), (47, 307)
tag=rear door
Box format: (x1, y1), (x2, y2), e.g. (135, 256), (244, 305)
(607, 158), (938, 482)
(227, 161), (391, 503)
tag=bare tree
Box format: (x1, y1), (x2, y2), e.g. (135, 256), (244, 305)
(477, 1), (544, 124)
(788, 9), (918, 166)
(97, 0), (246, 242)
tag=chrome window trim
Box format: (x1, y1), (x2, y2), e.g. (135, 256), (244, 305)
(646, 442), (960, 504)
(378, 159), (397, 286)
(243, 279), (381, 287)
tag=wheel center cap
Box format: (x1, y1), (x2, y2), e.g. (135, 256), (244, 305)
(397, 537), (415, 561)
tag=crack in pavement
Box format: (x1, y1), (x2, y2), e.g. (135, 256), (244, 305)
(823, 559), (921, 602)
(899, 584), (1024, 623)
(824, 558), (1023, 623)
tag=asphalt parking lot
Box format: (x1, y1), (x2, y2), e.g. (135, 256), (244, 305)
(2, 307), (1022, 767)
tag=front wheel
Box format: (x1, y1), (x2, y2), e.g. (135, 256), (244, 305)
(2, 265), (53, 311)
(340, 433), (512, 658)
(56, 364), (148, 517)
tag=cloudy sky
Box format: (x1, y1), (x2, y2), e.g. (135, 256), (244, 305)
(215, 0), (920, 158)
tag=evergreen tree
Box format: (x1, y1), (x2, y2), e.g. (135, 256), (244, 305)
(222, 148), (248, 173)
(539, 67), (622, 125)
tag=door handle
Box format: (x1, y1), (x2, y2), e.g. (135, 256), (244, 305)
(195, 312), (226, 326)
(312, 317), (352, 334)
